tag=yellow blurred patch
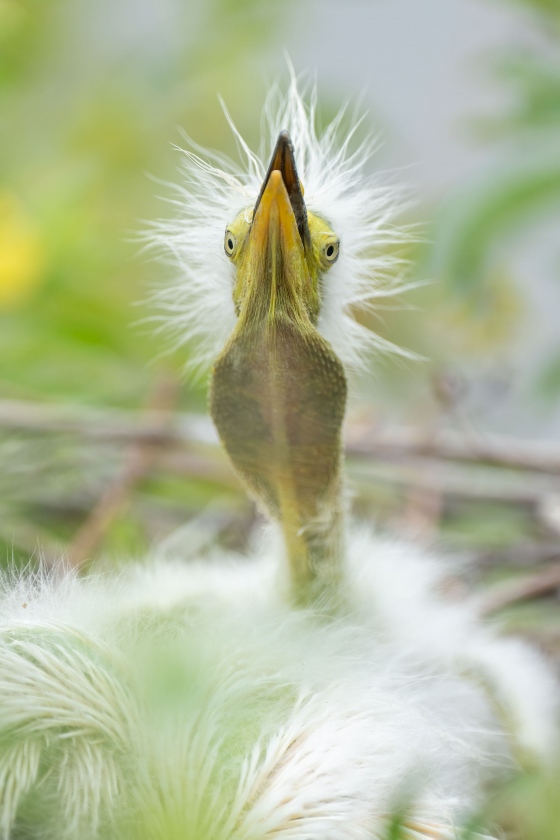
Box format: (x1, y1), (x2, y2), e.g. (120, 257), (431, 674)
(439, 271), (523, 355)
(0, 192), (45, 309)
(0, 0), (26, 41)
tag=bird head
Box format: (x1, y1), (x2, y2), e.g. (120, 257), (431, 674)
(223, 130), (340, 330)
(150, 74), (411, 375)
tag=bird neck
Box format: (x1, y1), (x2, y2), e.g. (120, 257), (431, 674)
(210, 306), (347, 605)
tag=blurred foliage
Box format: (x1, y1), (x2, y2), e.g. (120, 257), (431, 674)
(0, 0), (298, 560)
(0, 0), (295, 408)
(485, 767), (560, 840)
(423, 0), (560, 400)
(497, 0), (560, 23)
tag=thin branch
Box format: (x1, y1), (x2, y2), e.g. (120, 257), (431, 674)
(349, 458), (560, 505)
(0, 398), (216, 446)
(345, 423), (560, 474)
(65, 380), (179, 569)
(480, 564), (560, 616)
(474, 542), (560, 569)
(2, 399), (560, 475)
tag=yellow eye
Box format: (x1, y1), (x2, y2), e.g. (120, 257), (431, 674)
(224, 230), (237, 257)
(323, 238), (339, 264)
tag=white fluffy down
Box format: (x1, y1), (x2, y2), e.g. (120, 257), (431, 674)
(0, 529), (557, 839)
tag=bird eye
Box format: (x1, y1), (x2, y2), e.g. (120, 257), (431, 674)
(323, 239), (339, 264)
(224, 230), (237, 257)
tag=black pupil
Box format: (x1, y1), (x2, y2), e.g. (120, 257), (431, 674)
(228, 238), (233, 251)
(326, 245), (334, 257)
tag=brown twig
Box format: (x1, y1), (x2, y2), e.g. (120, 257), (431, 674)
(480, 563), (560, 616)
(65, 379), (179, 569)
(345, 423), (560, 475)
(0, 398), (215, 446)
(474, 542), (560, 569)
(349, 458), (560, 505)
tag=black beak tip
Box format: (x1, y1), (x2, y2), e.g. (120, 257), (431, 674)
(264, 130), (299, 195)
(253, 129), (310, 248)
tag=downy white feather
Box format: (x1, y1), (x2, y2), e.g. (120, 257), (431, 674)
(0, 531), (557, 838)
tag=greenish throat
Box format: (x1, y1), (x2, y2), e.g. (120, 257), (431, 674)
(210, 315), (347, 602)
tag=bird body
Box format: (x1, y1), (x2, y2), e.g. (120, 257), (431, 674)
(0, 73), (557, 840)
(0, 530), (557, 840)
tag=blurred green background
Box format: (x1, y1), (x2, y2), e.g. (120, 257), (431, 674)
(1, 0), (560, 834)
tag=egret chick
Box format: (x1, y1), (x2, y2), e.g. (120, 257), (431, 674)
(0, 74), (557, 840)
(211, 132), (346, 601)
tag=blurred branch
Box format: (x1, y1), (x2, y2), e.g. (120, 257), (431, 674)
(66, 381), (179, 569)
(480, 563), (560, 615)
(346, 423), (560, 474)
(0, 398), (216, 446)
(475, 541), (560, 568)
(350, 459), (558, 505)
(2, 399), (560, 475)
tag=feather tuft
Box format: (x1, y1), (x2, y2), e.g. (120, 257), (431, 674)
(0, 530), (557, 838)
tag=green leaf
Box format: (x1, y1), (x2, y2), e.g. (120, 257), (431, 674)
(430, 161), (560, 293)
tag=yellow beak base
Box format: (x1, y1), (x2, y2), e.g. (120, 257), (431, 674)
(239, 169), (309, 328)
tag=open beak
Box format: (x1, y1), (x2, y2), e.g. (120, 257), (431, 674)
(253, 130), (311, 253)
(238, 131), (314, 324)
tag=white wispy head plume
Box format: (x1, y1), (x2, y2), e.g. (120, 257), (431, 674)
(145, 68), (416, 374)
(0, 532), (557, 838)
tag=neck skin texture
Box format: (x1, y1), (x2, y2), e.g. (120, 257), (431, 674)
(210, 170), (347, 605)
